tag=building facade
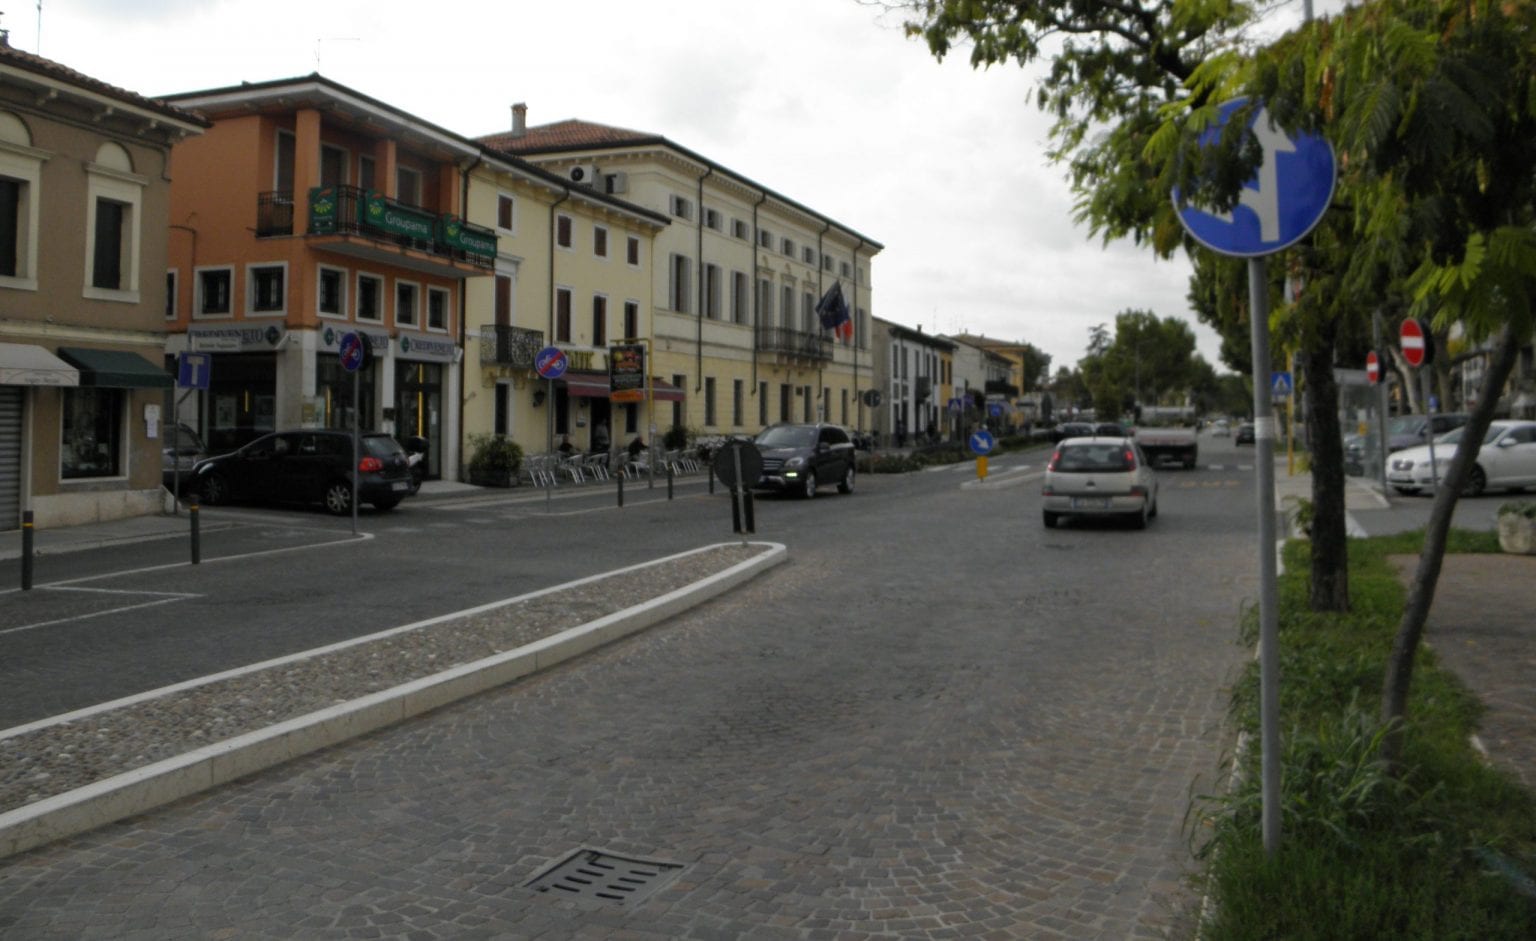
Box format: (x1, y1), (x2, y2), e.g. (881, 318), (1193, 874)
(481, 107), (881, 443)
(0, 38), (206, 529)
(873, 318), (954, 446)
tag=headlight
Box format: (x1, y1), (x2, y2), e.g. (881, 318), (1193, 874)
(785, 456), (806, 469)
(1392, 459), (1413, 471)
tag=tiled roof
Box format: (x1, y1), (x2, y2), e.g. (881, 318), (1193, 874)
(0, 36), (208, 128)
(479, 119), (659, 154)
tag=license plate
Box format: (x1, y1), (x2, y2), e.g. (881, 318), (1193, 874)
(1071, 497), (1110, 509)
(392, 481), (410, 491)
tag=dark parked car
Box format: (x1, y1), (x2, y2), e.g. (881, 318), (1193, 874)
(161, 423), (207, 492)
(1052, 421), (1097, 442)
(1235, 422), (1256, 445)
(753, 422), (856, 498)
(191, 430), (416, 514)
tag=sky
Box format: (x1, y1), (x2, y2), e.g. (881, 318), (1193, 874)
(11, 0), (1301, 374)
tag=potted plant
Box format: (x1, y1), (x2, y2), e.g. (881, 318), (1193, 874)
(467, 433), (522, 488)
(1497, 500), (1536, 554)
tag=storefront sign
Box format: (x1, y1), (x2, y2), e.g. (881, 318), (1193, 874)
(364, 191), (435, 241)
(440, 216), (498, 257)
(188, 324), (286, 352)
(309, 186), (339, 234)
(609, 343), (646, 403)
(398, 333), (457, 363)
(321, 325), (389, 355)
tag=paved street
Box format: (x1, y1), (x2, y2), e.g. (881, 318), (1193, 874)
(0, 446), (1264, 939)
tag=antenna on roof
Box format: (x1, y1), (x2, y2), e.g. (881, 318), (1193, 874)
(314, 36), (360, 70)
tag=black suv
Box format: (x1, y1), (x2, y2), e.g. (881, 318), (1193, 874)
(754, 423), (856, 498)
(191, 430), (415, 514)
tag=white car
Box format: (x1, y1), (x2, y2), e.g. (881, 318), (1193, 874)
(1211, 419), (1231, 437)
(1386, 420), (1536, 496)
(1041, 435), (1159, 528)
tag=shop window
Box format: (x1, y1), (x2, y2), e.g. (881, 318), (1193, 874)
(196, 267), (232, 316)
(60, 387), (123, 479)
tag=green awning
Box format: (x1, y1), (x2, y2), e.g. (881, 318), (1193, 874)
(57, 347), (174, 389)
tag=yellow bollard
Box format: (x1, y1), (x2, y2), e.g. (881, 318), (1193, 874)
(977, 455), (988, 480)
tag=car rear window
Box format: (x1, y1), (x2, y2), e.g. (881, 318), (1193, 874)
(1056, 443), (1133, 472)
(362, 435), (406, 459)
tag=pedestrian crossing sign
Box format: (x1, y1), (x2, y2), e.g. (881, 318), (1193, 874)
(1271, 371), (1293, 399)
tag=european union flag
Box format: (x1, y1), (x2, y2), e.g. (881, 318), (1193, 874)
(815, 282), (850, 331)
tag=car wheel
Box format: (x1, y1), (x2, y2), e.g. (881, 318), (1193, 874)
(1148, 495), (1159, 519)
(371, 497), (401, 511)
(323, 480), (354, 515)
(198, 473), (229, 506)
(802, 472), (817, 499)
(1043, 510), (1059, 528)
(1461, 465), (1486, 498)
(837, 463), (854, 494)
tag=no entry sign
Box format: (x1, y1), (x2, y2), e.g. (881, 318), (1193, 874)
(1400, 319), (1432, 368)
(1365, 350), (1380, 385)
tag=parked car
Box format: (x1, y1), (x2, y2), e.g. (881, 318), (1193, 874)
(753, 422), (856, 498)
(1386, 420), (1536, 496)
(1041, 435), (1159, 529)
(1052, 421), (1097, 442)
(1235, 422), (1256, 445)
(1093, 421), (1131, 438)
(191, 430), (416, 514)
(1385, 412), (1469, 453)
(1211, 419), (1231, 437)
(161, 423), (207, 492)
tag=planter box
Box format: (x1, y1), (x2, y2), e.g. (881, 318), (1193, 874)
(468, 468), (518, 488)
(1497, 513), (1536, 554)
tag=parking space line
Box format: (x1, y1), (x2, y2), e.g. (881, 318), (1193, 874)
(0, 589), (200, 638)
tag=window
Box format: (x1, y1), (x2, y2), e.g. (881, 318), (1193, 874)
(556, 287), (572, 342)
(703, 264), (722, 320)
(841, 261), (851, 277)
(494, 383), (509, 435)
(732, 219), (748, 240)
(165, 271), (177, 320)
(731, 271), (749, 324)
(626, 235), (640, 266)
(622, 301), (639, 340)
(0, 117), (37, 286)
(759, 381), (768, 425)
(758, 229), (772, 249)
(803, 385), (813, 422)
(320, 144), (347, 186)
(823, 255), (834, 272)
(196, 267), (232, 316)
(672, 373), (686, 430)
(556, 214), (573, 248)
(841, 388), (848, 425)
(732, 379), (743, 427)
(248, 264), (285, 314)
(357, 273), (383, 321)
(83, 144), (144, 301)
(669, 254), (692, 313)
(91, 199), (126, 290)
(803, 291), (815, 332)
(395, 280), (419, 327)
(274, 131), (295, 192)
(593, 225), (608, 258)
(592, 294), (607, 346)
(758, 279), (773, 327)
(427, 287), (449, 330)
(704, 208), (721, 230)
(358, 154), (375, 191)
(781, 236), (794, 257)
(802, 246), (816, 265)
(396, 166), (422, 206)
(495, 274), (512, 326)
(781, 285), (793, 329)
(670, 195), (692, 220)
(779, 384), (791, 422)
(0, 176), (28, 282)
(318, 266), (346, 316)
(704, 377), (717, 427)
(60, 388), (123, 479)
(497, 194), (515, 231)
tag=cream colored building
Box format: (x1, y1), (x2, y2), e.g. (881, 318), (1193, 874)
(461, 152), (670, 468)
(480, 106), (882, 442)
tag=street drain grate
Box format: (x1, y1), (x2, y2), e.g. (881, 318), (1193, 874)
(525, 847), (685, 907)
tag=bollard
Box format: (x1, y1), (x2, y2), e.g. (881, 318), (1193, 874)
(617, 470), (625, 508)
(744, 490), (756, 534)
(730, 490), (742, 533)
(666, 465), (674, 500)
(189, 497), (201, 565)
(20, 509), (33, 590)
(708, 470), (714, 495)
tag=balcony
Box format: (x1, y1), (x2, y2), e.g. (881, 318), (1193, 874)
(757, 326), (832, 362)
(479, 325), (545, 367)
(299, 185), (498, 277)
(256, 191), (294, 237)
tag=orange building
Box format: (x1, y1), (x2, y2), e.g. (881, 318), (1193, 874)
(161, 75), (497, 480)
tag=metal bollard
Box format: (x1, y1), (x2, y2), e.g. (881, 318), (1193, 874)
(744, 490), (756, 533)
(20, 509), (33, 590)
(708, 470), (714, 495)
(189, 497), (201, 565)
(730, 490), (742, 533)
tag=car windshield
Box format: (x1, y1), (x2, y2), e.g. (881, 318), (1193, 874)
(362, 436), (406, 459)
(166, 425), (204, 451)
(1056, 443), (1132, 472)
(756, 426), (815, 448)
(1387, 416), (1425, 436)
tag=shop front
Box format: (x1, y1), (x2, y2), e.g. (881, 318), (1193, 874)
(173, 325), (288, 455)
(393, 332), (455, 481)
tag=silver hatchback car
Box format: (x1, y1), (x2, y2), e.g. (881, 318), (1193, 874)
(1041, 436), (1159, 529)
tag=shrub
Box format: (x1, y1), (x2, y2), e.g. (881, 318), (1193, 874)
(467, 433), (521, 480)
(1498, 500), (1536, 520)
(662, 424), (689, 450)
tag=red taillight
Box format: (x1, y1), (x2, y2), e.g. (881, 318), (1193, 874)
(1123, 448), (1137, 468)
(1048, 448), (1062, 472)
(358, 456), (384, 473)
(1130, 485), (1148, 497)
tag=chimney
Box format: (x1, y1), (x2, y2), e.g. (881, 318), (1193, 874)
(511, 102), (527, 138)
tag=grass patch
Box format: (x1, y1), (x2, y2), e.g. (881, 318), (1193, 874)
(1194, 529), (1536, 939)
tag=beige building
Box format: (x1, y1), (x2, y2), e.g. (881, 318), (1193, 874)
(0, 38), (205, 529)
(481, 106), (881, 443)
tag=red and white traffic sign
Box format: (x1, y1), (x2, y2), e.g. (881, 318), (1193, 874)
(1400, 318), (1431, 368)
(1365, 350), (1380, 385)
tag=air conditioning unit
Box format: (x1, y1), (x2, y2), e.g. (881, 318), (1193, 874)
(604, 171), (628, 195)
(566, 164), (599, 187)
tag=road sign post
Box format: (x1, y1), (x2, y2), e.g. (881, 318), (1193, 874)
(338, 332), (369, 535)
(968, 429), (995, 482)
(1400, 319), (1441, 486)
(535, 347), (569, 511)
(1174, 96), (1336, 859)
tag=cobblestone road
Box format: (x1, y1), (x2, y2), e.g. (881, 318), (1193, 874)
(0, 468), (1257, 939)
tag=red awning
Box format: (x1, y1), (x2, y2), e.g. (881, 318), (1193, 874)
(559, 370), (610, 398)
(648, 377), (685, 402)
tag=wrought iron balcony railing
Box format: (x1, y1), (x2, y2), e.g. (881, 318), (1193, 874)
(480, 325), (544, 367)
(756, 326), (832, 361)
(304, 185), (497, 269)
(256, 191), (295, 237)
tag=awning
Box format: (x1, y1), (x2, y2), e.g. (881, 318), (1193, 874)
(559, 370), (611, 398)
(57, 347), (174, 389)
(648, 377), (686, 402)
(0, 343), (79, 386)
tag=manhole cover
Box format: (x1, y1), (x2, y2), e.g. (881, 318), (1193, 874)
(525, 847), (685, 907)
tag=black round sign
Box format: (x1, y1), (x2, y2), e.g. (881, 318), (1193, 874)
(712, 440), (763, 489)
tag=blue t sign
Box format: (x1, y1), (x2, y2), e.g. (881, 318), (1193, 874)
(1173, 98), (1336, 258)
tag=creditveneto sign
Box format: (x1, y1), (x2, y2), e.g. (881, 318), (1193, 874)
(1173, 98), (1336, 258)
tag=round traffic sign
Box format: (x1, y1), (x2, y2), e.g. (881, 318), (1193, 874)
(339, 331), (367, 372)
(535, 346), (568, 380)
(968, 429), (995, 456)
(1400, 318), (1430, 368)
(711, 440), (763, 489)
(1365, 350), (1380, 385)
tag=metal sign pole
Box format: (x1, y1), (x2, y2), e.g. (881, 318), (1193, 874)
(546, 377), (554, 514)
(351, 365), (360, 536)
(1373, 311), (1390, 493)
(1423, 366), (1438, 488)
(1248, 257), (1282, 857)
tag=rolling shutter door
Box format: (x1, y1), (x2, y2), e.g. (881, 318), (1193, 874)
(0, 386), (21, 531)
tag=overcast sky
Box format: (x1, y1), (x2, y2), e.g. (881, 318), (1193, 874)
(14, 0), (1302, 374)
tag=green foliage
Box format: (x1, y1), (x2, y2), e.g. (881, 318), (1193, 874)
(1198, 531), (1536, 938)
(1498, 500), (1536, 520)
(466, 433), (522, 477)
(662, 424), (689, 450)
